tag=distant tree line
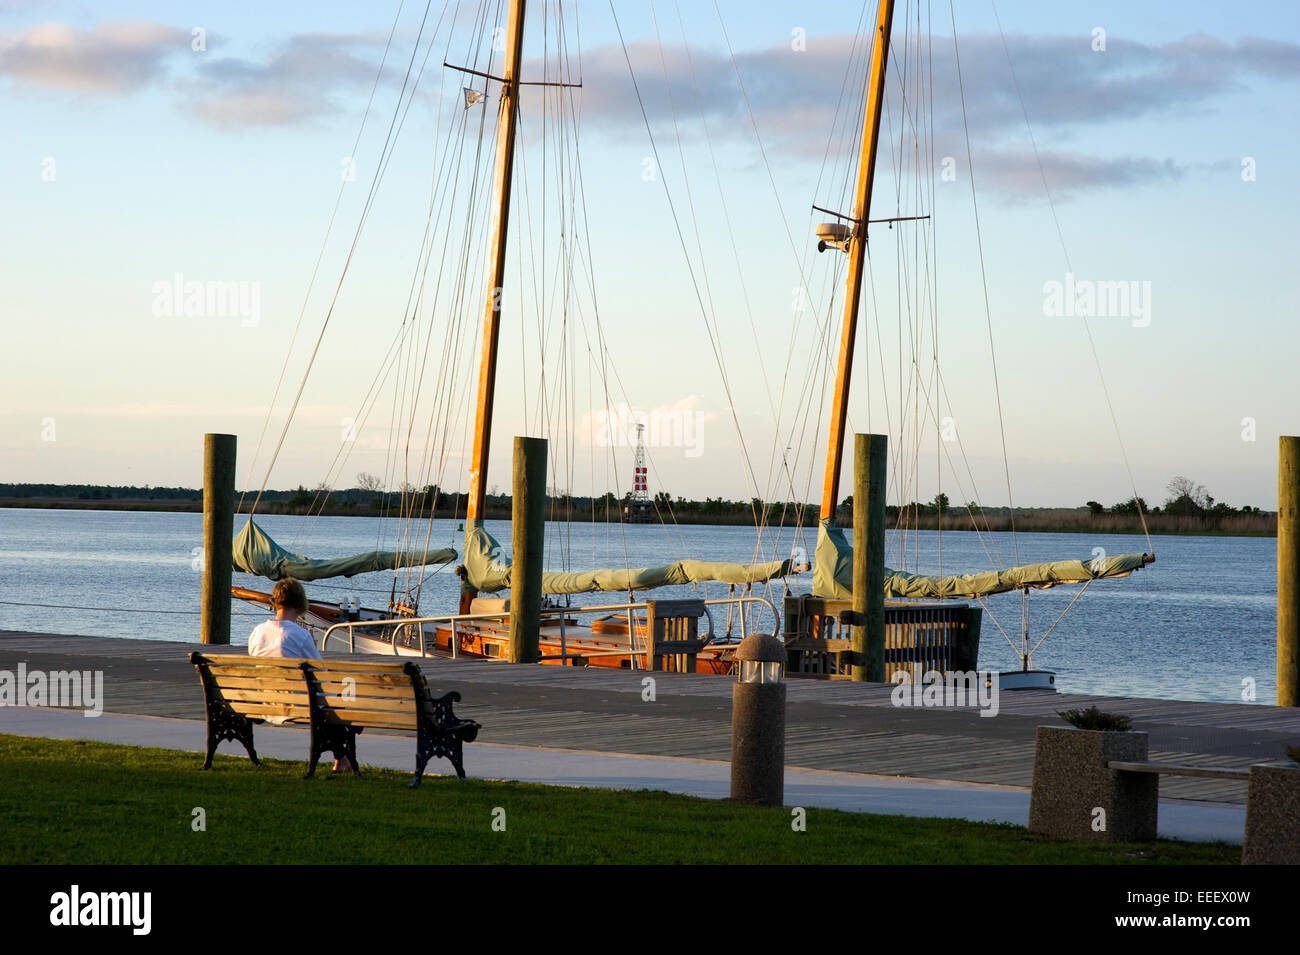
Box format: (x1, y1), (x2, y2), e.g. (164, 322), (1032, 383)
(1085, 475), (1264, 521)
(0, 474), (1272, 535)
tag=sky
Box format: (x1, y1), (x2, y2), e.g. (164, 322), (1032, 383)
(2, 0), (1299, 511)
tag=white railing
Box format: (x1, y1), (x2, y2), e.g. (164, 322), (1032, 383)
(317, 594), (781, 666)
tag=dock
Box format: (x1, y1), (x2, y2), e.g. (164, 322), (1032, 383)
(4, 629), (1299, 807)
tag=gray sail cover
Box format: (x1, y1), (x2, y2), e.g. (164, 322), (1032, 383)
(232, 519), (456, 581)
(812, 519), (1149, 599)
(463, 520), (795, 594)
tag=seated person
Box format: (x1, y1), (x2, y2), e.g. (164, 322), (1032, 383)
(247, 578), (352, 773)
(248, 578), (320, 659)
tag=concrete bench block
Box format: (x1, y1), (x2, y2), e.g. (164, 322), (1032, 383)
(1028, 725), (1158, 842)
(1242, 763), (1300, 865)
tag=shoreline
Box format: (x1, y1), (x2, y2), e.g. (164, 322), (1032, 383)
(0, 498), (1277, 537)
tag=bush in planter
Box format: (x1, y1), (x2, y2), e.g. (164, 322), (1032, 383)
(1285, 743), (1300, 766)
(1057, 705), (1133, 732)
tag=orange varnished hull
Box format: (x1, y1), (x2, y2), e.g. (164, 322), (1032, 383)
(231, 587), (733, 675)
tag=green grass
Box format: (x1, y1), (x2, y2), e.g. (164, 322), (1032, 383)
(0, 734), (1238, 865)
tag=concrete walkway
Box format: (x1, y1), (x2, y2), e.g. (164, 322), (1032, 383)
(0, 705), (1245, 845)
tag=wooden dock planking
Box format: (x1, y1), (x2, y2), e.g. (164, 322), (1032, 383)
(1, 629), (1294, 806)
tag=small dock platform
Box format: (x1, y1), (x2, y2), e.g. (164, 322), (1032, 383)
(3, 630), (1298, 806)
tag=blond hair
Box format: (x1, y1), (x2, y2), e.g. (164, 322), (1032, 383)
(271, 578), (309, 614)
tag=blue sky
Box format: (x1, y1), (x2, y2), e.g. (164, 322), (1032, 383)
(2, 0), (1298, 511)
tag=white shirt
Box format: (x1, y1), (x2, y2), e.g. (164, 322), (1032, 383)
(247, 619), (321, 660)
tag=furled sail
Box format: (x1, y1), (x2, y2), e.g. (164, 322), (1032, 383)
(812, 519), (1151, 600)
(463, 520), (797, 595)
(232, 519), (456, 582)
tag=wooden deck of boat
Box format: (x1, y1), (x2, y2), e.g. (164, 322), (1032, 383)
(4, 629), (1297, 807)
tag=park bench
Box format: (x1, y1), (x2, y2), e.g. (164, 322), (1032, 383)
(190, 653), (481, 786)
(1105, 760), (1250, 781)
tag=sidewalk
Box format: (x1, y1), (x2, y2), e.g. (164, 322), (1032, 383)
(0, 705), (1245, 845)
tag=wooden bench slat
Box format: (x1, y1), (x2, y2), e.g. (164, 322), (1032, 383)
(328, 709), (420, 730)
(198, 654), (304, 666)
(1108, 760), (1251, 780)
(207, 663), (307, 678)
(227, 701), (313, 719)
(308, 671), (412, 687)
(217, 687), (311, 705)
(314, 681), (414, 699)
(212, 676), (308, 693)
(315, 695), (417, 715)
(309, 660), (414, 673)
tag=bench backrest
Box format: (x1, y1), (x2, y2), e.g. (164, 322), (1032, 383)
(307, 658), (430, 731)
(193, 653), (450, 734)
(191, 653), (314, 724)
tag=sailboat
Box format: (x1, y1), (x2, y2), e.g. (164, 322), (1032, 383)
(229, 0), (802, 672)
(229, 0), (1152, 683)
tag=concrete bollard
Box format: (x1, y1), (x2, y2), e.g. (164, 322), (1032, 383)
(730, 632), (787, 806)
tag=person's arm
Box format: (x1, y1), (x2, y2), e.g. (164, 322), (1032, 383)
(291, 625), (322, 660)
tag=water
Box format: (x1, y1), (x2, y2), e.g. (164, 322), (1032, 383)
(0, 507), (1278, 704)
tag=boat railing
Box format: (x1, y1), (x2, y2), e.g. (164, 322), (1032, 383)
(318, 594), (781, 666)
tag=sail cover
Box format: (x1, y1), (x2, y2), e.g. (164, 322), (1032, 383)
(232, 519), (456, 582)
(812, 519), (1150, 600)
(463, 520), (796, 595)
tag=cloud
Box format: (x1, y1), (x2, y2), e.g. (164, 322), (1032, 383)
(0, 20), (388, 129)
(5, 17), (1298, 190)
(557, 30), (1300, 196)
(0, 20), (190, 93)
(188, 31), (388, 129)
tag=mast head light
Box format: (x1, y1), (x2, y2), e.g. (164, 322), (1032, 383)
(815, 222), (851, 253)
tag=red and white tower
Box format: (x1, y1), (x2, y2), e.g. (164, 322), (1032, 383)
(625, 422), (652, 522)
(632, 423), (649, 503)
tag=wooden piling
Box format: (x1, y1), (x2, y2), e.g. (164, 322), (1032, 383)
(509, 436), (547, 664)
(852, 433), (887, 681)
(1279, 436), (1299, 706)
(200, 433), (236, 645)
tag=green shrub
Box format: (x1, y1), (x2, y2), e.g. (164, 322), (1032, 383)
(1285, 744), (1300, 766)
(1057, 706), (1133, 732)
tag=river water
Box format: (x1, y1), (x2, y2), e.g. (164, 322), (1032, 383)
(0, 507), (1278, 704)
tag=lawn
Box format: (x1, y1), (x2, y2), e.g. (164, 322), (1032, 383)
(0, 734), (1239, 865)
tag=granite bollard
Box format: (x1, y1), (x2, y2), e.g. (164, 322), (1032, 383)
(1242, 763), (1300, 864)
(1028, 725), (1158, 842)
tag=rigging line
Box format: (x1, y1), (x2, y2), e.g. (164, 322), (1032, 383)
(396, 5), (499, 578)
(672, 1), (777, 430)
(305, 54), (467, 553)
(0, 600), (202, 615)
(671, 3), (784, 563)
(913, 357), (1003, 568)
(1030, 578), (1093, 658)
(948, 0), (1019, 565)
(989, 0), (1153, 557)
(650, 0), (765, 561)
(566, 109), (636, 584)
(712, 0), (849, 520)
(238, 0), (410, 520)
(387, 12), (472, 576)
(249, 0), (439, 518)
(975, 594), (1022, 657)
(609, 1), (765, 535)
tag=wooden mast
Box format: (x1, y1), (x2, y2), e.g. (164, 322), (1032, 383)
(467, 0), (527, 523)
(818, 0), (895, 523)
